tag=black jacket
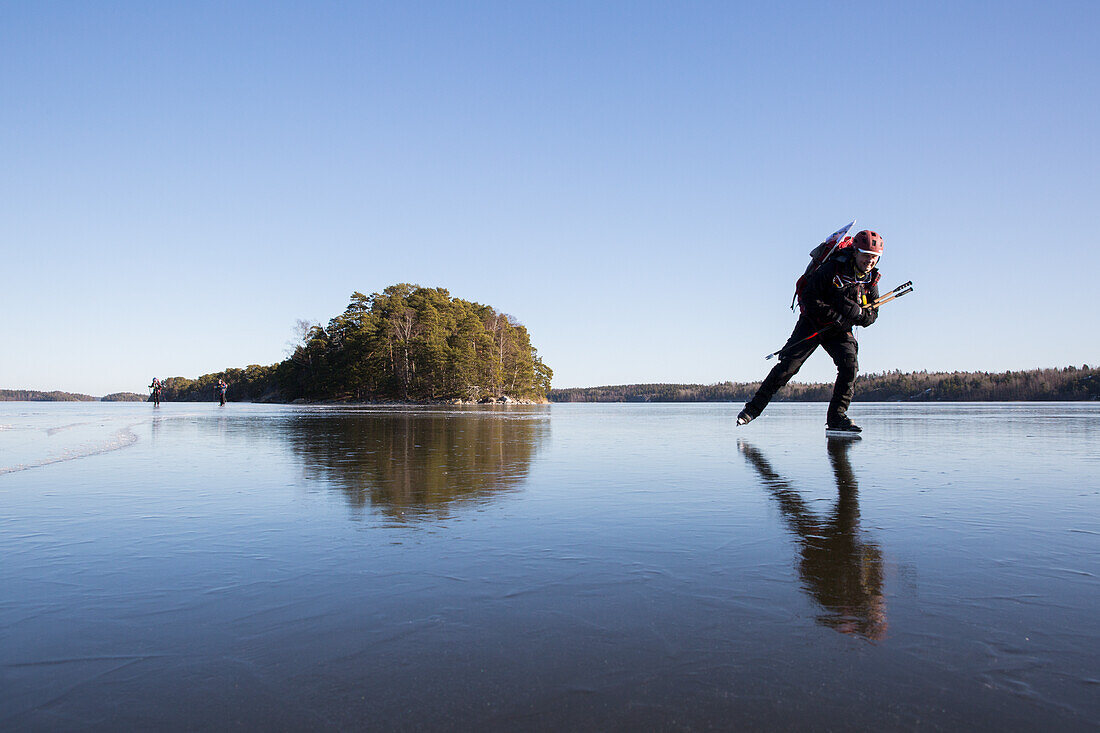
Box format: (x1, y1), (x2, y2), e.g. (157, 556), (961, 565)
(801, 252), (880, 328)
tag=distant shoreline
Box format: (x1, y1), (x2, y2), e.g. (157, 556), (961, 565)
(5, 365), (1097, 404)
(0, 391), (547, 406)
(549, 366), (1098, 403)
(3, 397), (1097, 405)
(0, 390), (145, 403)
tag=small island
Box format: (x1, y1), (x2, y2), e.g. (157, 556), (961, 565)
(154, 284), (553, 404)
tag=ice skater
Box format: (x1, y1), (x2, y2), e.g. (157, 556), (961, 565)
(737, 229), (886, 435)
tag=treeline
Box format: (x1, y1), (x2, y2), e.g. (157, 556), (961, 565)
(283, 284), (552, 401)
(854, 367), (1099, 401)
(155, 366), (280, 402)
(549, 366), (1100, 403)
(154, 284), (552, 403)
(0, 389), (97, 401)
(0, 390), (146, 402)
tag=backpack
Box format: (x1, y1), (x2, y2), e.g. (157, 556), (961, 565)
(791, 221), (855, 313)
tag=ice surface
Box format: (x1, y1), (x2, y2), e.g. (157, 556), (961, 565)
(1, 401), (1097, 729)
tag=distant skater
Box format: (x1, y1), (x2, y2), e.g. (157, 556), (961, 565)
(738, 230), (885, 435)
(216, 379), (228, 406)
(149, 377), (162, 406)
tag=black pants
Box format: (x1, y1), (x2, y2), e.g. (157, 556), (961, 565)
(746, 317), (858, 423)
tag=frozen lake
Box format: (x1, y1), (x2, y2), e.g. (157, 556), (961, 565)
(1, 401), (1097, 730)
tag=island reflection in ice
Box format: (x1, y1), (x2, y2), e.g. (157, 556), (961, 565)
(273, 408), (550, 517)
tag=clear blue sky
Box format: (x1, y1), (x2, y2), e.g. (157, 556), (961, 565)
(3, 1), (1097, 395)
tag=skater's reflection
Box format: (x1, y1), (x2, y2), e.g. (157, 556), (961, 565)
(738, 439), (887, 641)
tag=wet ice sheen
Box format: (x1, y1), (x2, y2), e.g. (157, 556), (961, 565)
(1, 401), (1097, 730)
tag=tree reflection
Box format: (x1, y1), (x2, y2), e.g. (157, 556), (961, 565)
(282, 408), (549, 518)
(737, 439), (887, 641)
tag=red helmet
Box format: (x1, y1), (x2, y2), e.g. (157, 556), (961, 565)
(853, 230), (884, 255)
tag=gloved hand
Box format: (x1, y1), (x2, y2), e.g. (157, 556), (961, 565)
(856, 306), (878, 327)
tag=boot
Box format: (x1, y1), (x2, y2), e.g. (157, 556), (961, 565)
(826, 414), (861, 434)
